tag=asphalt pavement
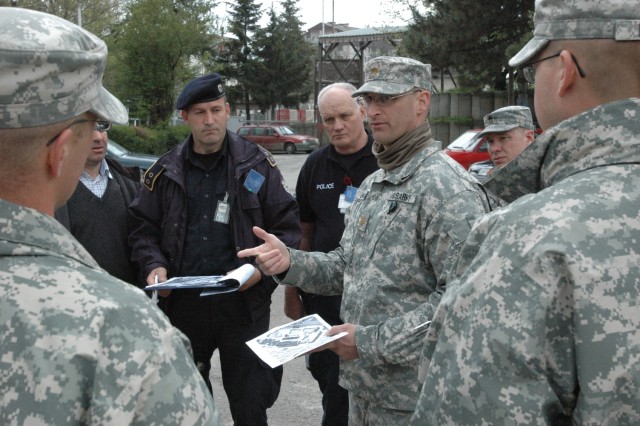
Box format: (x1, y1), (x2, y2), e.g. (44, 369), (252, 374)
(211, 153), (326, 425)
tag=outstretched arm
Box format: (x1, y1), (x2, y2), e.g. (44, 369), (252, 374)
(237, 226), (292, 276)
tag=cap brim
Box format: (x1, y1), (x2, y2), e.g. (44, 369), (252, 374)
(509, 36), (549, 68)
(352, 81), (414, 97)
(90, 87), (129, 125)
(478, 124), (519, 137)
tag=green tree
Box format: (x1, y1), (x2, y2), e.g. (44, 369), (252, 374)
(108, 0), (217, 125)
(251, 0), (314, 115)
(219, 0), (261, 120)
(275, 0), (314, 108)
(250, 7), (280, 114)
(402, 0), (534, 92)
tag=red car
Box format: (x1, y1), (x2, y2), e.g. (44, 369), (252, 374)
(237, 124), (319, 154)
(443, 130), (488, 170)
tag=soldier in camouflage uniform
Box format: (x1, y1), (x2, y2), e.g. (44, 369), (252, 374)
(0, 8), (220, 425)
(480, 105), (536, 167)
(411, 0), (640, 424)
(239, 57), (490, 424)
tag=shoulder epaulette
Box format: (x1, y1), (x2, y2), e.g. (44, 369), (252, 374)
(257, 146), (277, 168)
(143, 160), (166, 191)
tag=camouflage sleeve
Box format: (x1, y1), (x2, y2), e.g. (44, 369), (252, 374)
(355, 190), (485, 367)
(278, 247), (346, 296)
(415, 196), (640, 423)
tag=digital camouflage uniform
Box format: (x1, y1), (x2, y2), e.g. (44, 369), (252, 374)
(0, 8), (220, 425)
(413, 97), (640, 425)
(0, 199), (220, 425)
(279, 135), (489, 419)
(412, 0), (640, 423)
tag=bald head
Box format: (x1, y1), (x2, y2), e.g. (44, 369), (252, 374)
(318, 83), (368, 155)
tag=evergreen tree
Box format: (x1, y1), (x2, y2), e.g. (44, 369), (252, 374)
(251, 0), (314, 116)
(220, 0), (261, 120)
(402, 0), (534, 92)
(250, 7), (281, 115)
(275, 0), (314, 108)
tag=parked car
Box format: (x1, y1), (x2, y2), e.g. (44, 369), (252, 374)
(443, 129), (489, 170)
(107, 139), (159, 171)
(468, 159), (495, 182)
(236, 124), (319, 154)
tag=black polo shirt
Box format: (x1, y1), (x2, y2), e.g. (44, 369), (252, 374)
(295, 132), (378, 252)
(179, 138), (236, 276)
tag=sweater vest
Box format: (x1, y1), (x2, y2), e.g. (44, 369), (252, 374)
(65, 179), (136, 284)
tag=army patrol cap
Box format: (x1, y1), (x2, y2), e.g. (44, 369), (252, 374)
(478, 106), (535, 137)
(510, 0), (640, 67)
(176, 73), (226, 110)
(352, 56), (431, 97)
(0, 7), (128, 129)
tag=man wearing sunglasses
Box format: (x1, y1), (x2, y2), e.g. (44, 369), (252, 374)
(0, 7), (220, 425)
(412, 0), (640, 424)
(55, 121), (142, 287)
(239, 56), (490, 424)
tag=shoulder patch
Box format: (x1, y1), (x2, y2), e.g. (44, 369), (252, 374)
(143, 161), (165, 191)
(257, 145), (277, 168)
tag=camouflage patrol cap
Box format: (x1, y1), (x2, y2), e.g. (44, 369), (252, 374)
(478, 106), (535, 137)
(510, 0), (640, 67)
(0, 7), (128, 129)
(352, 56), (432, 97)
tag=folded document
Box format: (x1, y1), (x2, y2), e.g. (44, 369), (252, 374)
(144, 264), (255, 296)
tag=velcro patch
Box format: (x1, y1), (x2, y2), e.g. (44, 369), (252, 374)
(387, 192), (416, 203)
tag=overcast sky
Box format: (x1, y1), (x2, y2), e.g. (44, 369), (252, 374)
(215, 0), (419, 31)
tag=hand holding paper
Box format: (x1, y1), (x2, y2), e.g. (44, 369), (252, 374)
(144, 264), (256, 296)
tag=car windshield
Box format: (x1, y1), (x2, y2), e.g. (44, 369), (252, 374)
(107, 139), (130, 156)
(276, 126), (295, 135)
(448, 131), (481, 150)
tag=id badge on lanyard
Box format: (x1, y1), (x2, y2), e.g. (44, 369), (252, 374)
(214, 192), (230, 224)
(338, 185), (357, 213)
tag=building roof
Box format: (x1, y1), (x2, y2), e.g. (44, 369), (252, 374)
(318, 26), (407, 43)
(307, 22), (355, 33)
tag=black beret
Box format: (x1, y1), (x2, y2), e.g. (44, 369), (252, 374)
(176, 73), (225, 110)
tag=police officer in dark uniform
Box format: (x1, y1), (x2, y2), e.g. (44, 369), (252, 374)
(129, 73), (301, 426)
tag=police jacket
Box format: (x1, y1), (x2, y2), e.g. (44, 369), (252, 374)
(129, 131), (301, 319)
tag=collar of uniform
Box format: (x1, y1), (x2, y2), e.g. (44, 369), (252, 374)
(370, 138), (441, 185)
(185, 134), (228, 170)
(485, 98), (640, 203)
(0, 199), (100, 269)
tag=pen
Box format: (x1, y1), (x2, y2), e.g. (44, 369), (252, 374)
(151, 274), (158, 304)
(412, 320), (431, 331)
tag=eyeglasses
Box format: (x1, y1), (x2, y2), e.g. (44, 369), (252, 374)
(96, 121), (111, 132)
(46, 119), (99, 146)
(521, 51), (586, 84)
(359, 90), (422, 108)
